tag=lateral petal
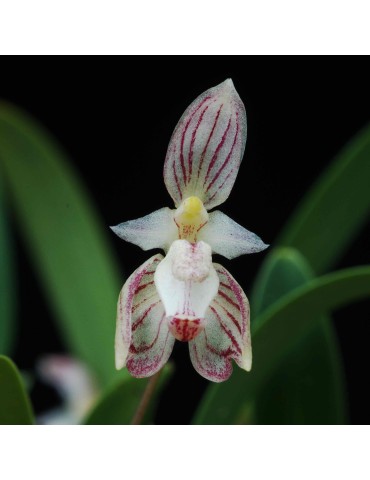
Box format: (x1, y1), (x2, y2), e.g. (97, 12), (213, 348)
(189, 263), (251, 382)
(111, 207), (177, 252)
(199, 210), (269, 259)
(115, 253), (176, 378)
(164, 79), (247, 210)
(126, 303), (175, 378)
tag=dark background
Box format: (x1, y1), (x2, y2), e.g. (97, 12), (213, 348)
(1, 58), (369, 424)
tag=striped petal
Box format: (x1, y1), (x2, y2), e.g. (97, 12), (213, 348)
(111, 207), (177, 253)
(115, 254), (175, 377)
(199, 210), (269, 259)
(164, 79), (247, 210)
(189, 263), (251, 382)
(154, 240), (219, 341)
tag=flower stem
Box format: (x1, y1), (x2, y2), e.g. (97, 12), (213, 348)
(131, 369), (162, 425)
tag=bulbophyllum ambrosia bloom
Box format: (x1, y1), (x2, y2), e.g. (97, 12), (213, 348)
(111, 79), (268, 382)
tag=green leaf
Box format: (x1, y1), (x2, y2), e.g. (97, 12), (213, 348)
(0, 356), (34, 424)
(193, 265), (370, 424)
(84, 364), (173, 425)
(251, 247), (346, 424)
(0, 102), (122, 387)
(277, 124), (370, 274)
(0, 179), (15, 355)
(251, 247), (313, 319)
(255, 321), (346, 424)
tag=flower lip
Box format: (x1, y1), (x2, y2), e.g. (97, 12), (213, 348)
(171, 239), (212, 282)
(154, 239), (219, 320)
(168, 315), (205, 341)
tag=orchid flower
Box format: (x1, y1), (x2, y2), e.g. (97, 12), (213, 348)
(37, 355), (98, 424)
(111, 79), (268, 382)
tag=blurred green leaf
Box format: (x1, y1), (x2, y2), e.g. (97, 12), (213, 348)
(0, 355), (34, 424)
(0, 102), (122, 387)
(193, 265), (370, 424)
(251, 247), (346, 424)
(255, 322), (346, 424)
(251, 247), (313, 319)
(277, 124), (370, 274)
(0, 179), (15, 355)
(84, 364), (173, 424)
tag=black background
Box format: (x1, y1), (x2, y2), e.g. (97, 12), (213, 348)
(1, 57), (369, 424)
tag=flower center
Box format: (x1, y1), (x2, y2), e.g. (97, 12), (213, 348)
(174, 196), (208, 242)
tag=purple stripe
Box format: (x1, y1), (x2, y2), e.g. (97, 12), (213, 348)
(132, 292), (158, 312)
(130, 313), (165, 352)
(197, 104), (223, 178)
(127, 316), (172, 377)
(191, 335), (231, 381)
(218, 290), (240, 311)
(210, 306), (242, 355)
(207, 168), (234, 204)
(204, 330), (234, 358)
(221, 267), (248, 337)
(180, 96), (211, 185)
(132, 301), (161, 331)
(213, 299), (242, 334)
(206, 112), (239, 193)
(136, 280), (154, 293)
(203, 116), (232, 185)
(188, 103), (210, 179)
(172, 144), (183, 201)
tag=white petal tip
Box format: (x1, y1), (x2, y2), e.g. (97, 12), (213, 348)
(115, 356), (126, 370)
(241, 354), (252, 372)
(222, 78), (234, 89)
(217, 78), (239, 99)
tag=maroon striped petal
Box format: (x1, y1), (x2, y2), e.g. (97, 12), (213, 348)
(115, 254), (175, 377)
(189, 263), (251, 382)
(164, 79), (247, 210)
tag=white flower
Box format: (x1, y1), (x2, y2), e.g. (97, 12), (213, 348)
(36, 355), (98, 424)
(111, 79), (268, 382)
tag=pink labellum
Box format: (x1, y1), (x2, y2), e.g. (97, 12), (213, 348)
(168, 316), (205, 341)
(115, 254), (175, 378)
(164, 79), (247, 210)
(189, 263), (251, 382)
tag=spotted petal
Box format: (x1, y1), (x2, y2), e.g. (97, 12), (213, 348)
(199, 210), (269, 259)
(189, 263), (251, 382)
(115, 254), (175, 377)
(111, 207), (177, 252)
(164, 79), (247, 210)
